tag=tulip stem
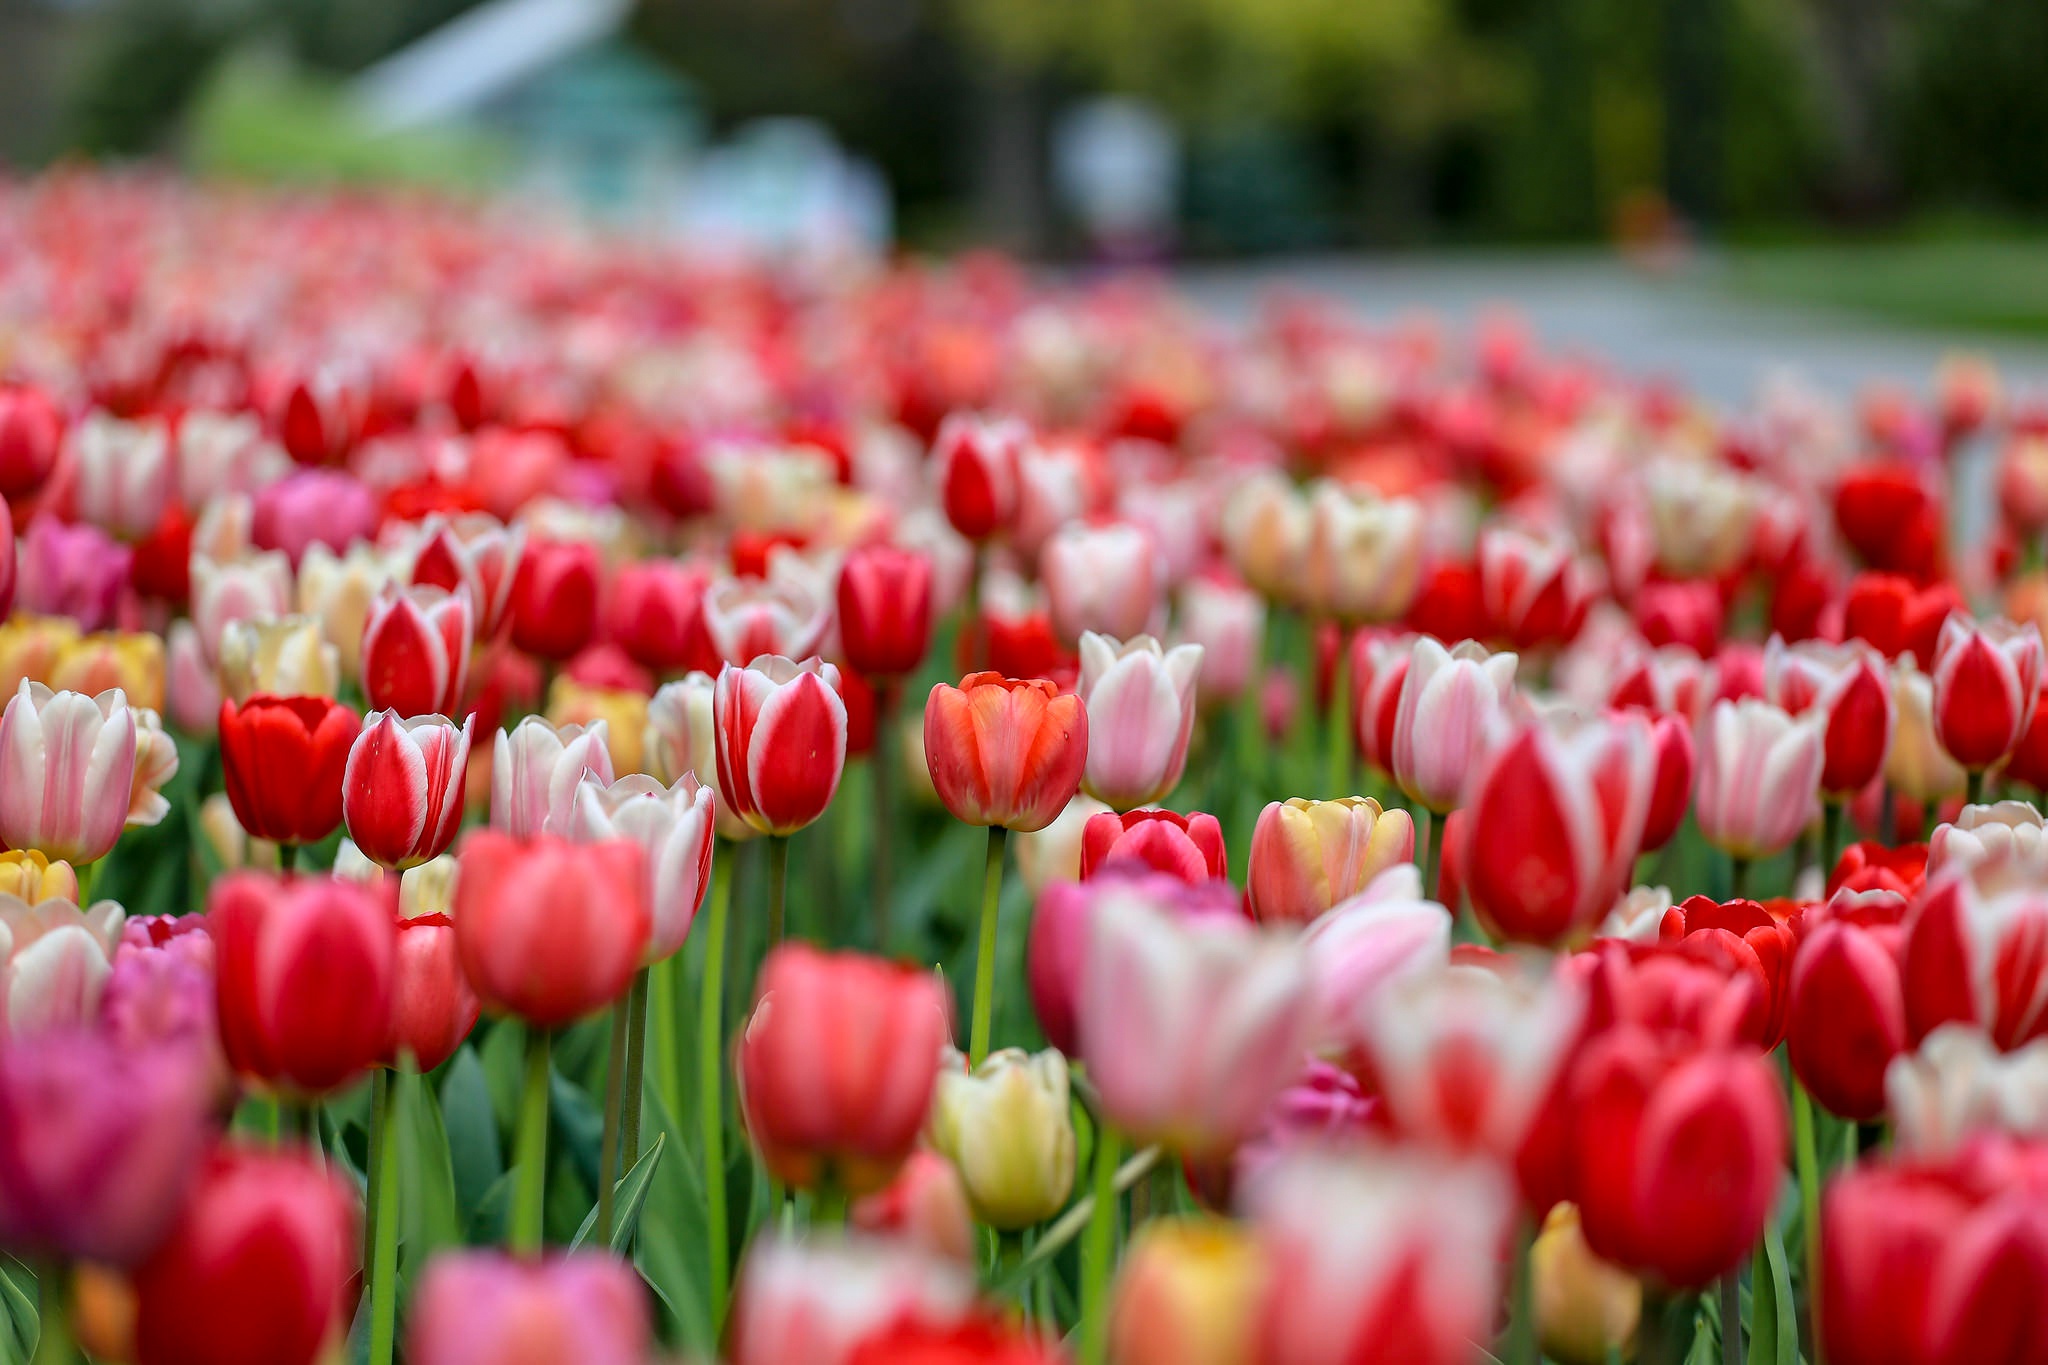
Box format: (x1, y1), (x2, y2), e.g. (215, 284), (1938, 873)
(366, 1069), (400, 1365)
(1730, 856), (1751, 900)
(31, 1261), (73, 1365)
(1967, 768), (1985, 806)
(1078, 1125), (1120, 1365)
(598, 994), (630, 1243)
(969, 825), (1010, 1067)
(1793, 1080), (1826, 1365)
(1821, 801), (1844, 885)
(1001, 1145), (1160, 1288)
(1503, 1217), (1536, 1365)
(279, 842), (298, 872)
(699, 858), (732, 1328)
(766, 835), (789, 945)
(509, 1026), (552, 1254)
(652, 954), (682, 1139)
(1421, 806), (1444, 903)
(1721, 1265), (1745, 1365)
(1324, 634), (1351, 798)
(622, 967), (650, 1182)
(872, 680), (900, 951)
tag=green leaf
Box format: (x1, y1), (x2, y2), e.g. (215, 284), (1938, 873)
(467, 1171), (512, 1245)
(568, 1132), (667, 1252)
(439, 1046), (503, 1227)
(1753, 1221), (1799, 1365)
(477, 1021), (525, 1138)
(0, 1257), (38, 1363)
(631, 1088), (715, 1355)
(397, 1068), (463, 1283)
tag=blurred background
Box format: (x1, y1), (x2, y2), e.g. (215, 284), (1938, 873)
(7, 0), (2048, 342)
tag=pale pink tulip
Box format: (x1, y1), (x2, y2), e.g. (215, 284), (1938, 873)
(1077, 632), (1202, 811)
(1041, 520), (1163, 645)
(568, 773), (715, 962)
(68, 411), (173, 540)
(1298, 480), (1424, 624)
(1174, 572), (1265, 704)
(1390, 636), (1519, 814)
(491, 716), (614, 839)
(1694, 697), (1825, 860)
(702, 574), (831, 665)
(0, 682), (140, 864)
(727, 1234), (975, 1365)
(0, 895), (124, 1036)
(189, 551), (293, 667)
(1298, 865), (1451, 1055)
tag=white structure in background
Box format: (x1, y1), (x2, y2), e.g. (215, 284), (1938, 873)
(1052, 96), (1180, 260)
(348, 0), (890, 256)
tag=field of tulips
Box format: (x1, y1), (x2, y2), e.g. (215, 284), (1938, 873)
(3, 168), (2048, 1365)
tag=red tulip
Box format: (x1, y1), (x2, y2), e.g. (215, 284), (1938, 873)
(838, 543), (935, 679)
(1478, 525), (1595, 649)
(360, 582), (473, 720)
(738, 944), (949, 1194)
(0, 384), (62, 499)
(510, 538), (600, 662)
(342, 711), (472, 870)
(934, 414), (1024, 541)
(2002, 677), (2048, 793)
(1402, 559), (1489, 650)
(1578, 938), (1765, 1048)
(218, 694), (360, 846)
(606, 558), (714, 675)
(452, 832), (650, 1028)
(1902, 862), (2048, 1050)
(846, 1315), (1065, 1365)
(1828, 840), (1928, 899)
(208, 872), (398, 1095)
(389, 913), (480, 1073)
(1078, 808), (1227, 884)
(1633, 580), (1723, 657)
(1652, 895), (1802, 1049)
(923, 672), (1088, 833)
(1843, 572), (1965, 664)
(132, 1145), (358, 1365)
(408, 513), (524, 642)
(714, 656), (848, 835)
(1786, 888), (1910, 1120)
(1765, 636), (1894, 797)
(1835, 461), (1946, 579)
(966, 602), (1071, 683)
(1640, 711), (1694, 853)
(1930, 614), (2043, 772)
(272, 368), (366, 467)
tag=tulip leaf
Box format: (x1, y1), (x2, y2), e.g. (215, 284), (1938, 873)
(397, 1068), (463, 1281)
(629, 1088), (716, 1355)
(568, 1132), (666, 1253)
(0, 1257), (37, 1363)
(438, 1046), (503, 1227)
(1752, 1220), (1799, 1365)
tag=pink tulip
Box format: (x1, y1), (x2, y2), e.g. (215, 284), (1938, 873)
(728, 1234), (976, 1365)
(1174, 571), (1264, 703)
(17, 517), (132, 633)
(68, 411), (173, 540)
(408, 1252), (650, 1365)
(166, 620), (223, 736)
(1298, 865), (1452, 1056)
(190, 551), (293, 666)
(491, 716), (614, 839)
(1041, 520), (1163, 645)
(1694, 697), (1825, 860)
(1, 896), (123, 1035)
(104, 916), (227, 1094)
(715, 655), (848, 836)
(703, 574), (831, 665)
(342, 711), (473, 869)
(1079, 888), (1314, 1156)
(408, 512), (526, 642)
(1011, 441), (1092, 560)
(1079, 807), (1228, 884)
(0, 681), (140, 864)
(252, 470), (380, 566)
(1076, 632), (1202, 810)
(1390, 636), (1519, 814)
(360, 581), (474, 720)
(567, 773), (715, 962)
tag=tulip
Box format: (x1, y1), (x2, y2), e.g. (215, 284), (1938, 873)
(934, 413), (1025, 541)
(209, 872), (397, 1094)
(409, 512), (525, 642)
(726, 1234), (976, 1365)
(1928, 800), (2048, 878)
(0, 1029), (213, 1267)
(1643, 457), (1758, 578)
(927, 1047), (1075, 1229)
(1109, 1218), (1265, 1365)
(0, 681), (142, 865)
(297, 540), (398, 675)
(190, 551), (293, 666)
(1607, 641), (1711, 718)
(924, 672), (1088, 832)
(1079, 890), (1313, 1156)
(0, 384), (62, 498)
(703, 574), (832, 665)
(491, 715), (614, 839)
(0, 614), (77, 698)
(387, 912), (478, 1073)
(1931, 614), (2045, 779)
(1297, 480), (1425, 624)
(1902, 859), (2048, 1050)
(272, 365), (367, 466)
(1831, 839), (1931, 897)
(1694, 697), (1825, 862)
(1765, 635), (1894, 797)
(1347, 629), (1413, 773)
(217, 616), (338, 703)
(1013, 792), (1110, 895)
(1532, 1203), (1641, 1365)
(165, 620), (221, 735)
(510, 538), (600, 661)
(219, 694), (359, 847)
(69, 410), (173, 540)
(407, 1252), (650, 1365)
(1075, 632), (1201, 810)
(737, 944), (948, 1193)
(835, 543), (934, 680)
(1220, 472), (1309, 603)
(1298, 864), (1452, 1052)
(1078, 807), (1227, 884)
(103, 917), (226, 1105)
(1835, 461), (1946, 578)
(342, 711), (472, 870)
(1041, 520), (1163, 646)
(715, 655), (848, 836)
(0, 895), (122, 1035)
(1885, 1024), (2048, 1157)
(1890, 653), (1970, 809)
(849, 1149), (976, 1264)
(1174, 571), (1264, 704)
(567, 772), (714, 962)
(360, 581), (473, 721)
(543, 675), (648, 775)
(131, 1145), (359, 1365)
(453, 832), (649, 1028)
(1633, 580), (1723, 657)
(1640, 711), (1694, 853)
(1249, 1146), (1513, 1365)
(606, 557), (713, 675)
(0, 850), (76, 904)
(1390, 636), (1519, 813)
(252, 469), (379, 566)
(1843, 571), (1964, 664)
(51, 631), (166, 714)
(1459, 711), (1656, 944)
(1478, 525), (1596, 649)
(2000, 433), (2048, 535)
(1013, 440), (1094, 560)
(1245, 795), (1413, 924)
(17, 517), (131, 634)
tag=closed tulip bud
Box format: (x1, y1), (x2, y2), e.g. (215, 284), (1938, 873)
(1220, 472), (1309, 603)
(1639, 712), (1694, 853)
(165, 620), (221, 735)
(715, 655), (847, 835)
(51, 631), (166, 714)
(1532, 1203), (1640, 1365)
(510, 537), (600, 661)
(1885, 1024), (2048, 1157)
(850, 1149), (976, 1264)
(0, 1030), (213, 1267)
(837, 543), (935, 678)
(924, 672), (1088, 832)
(0, 384), (62, 498)
(1608, 641), (1711, 718)
(927, 1047), (1074, 1229)
(1013, 440), (1093, 560)
(408, 1252), (650, 1365)
(606, 557), (714, 675)
(1764, 636), (1894, 796)
(1175, 571), (1264, 704)
(219, 694), (358, 846)
(0, 681), (142, 864)
(190, 551), (293, 667)
(1787, 889), (1910, 1119)
(1013, 793), (1110, 895)
(1250, 1146), (1513, 1365)
(342, 711), (472, 869)
(208, 872), (397, 1094)
(408, 512), (525, 642)
(1110, 1218), (1264, 1365)
(0, 894), (122, 1035)
(1644, 457), (1759, 578)
(1843, 571), (1964, 664)
(0, 850), (77, 904)
(69, 410), (173, 540)
(738, 944), (949, 1194)
(296, 540), (397, 676)
(1076, 632), (1201, 810)
(453, 832), (650, 1028)
(1080, 891), (1313, 1156)
(727, 1234), (976, 1365)
(1041, 520), (1164, 646)
(1348, 629), (1413, 772)
(1079, 807), (1227, 884)
(1889, 653), (1968, 804)
(1245, 795), (1413, 924)
(1903, 859), (2048, 1050)
(1931, 613), (2045, 771)
(934, 413), (1026, 541)
(491, 715), (614, 839)
(1390, 636), (1519, 813)
(132, 1145), (358, 1365)
(1461, 709), (1657, 945)
(703, 574), (832, 665)
(360, 581), (473, 720)
(2000, 433), (2048, 535)
(218, 616), (338, 704)
(1298, 480), (1425, 624)
(567, 773), (714, 962)
(1694, 697), (1824, 860)
(387, 912), (478, 1073)
(1478, 525), (1597, 649)
(1298, 864), (1451, 1056)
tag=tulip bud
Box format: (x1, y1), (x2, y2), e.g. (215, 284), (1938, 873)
(387, 912), (478, 1073)
(567, 773), (715, 963)
(0, 894), (123, 1035)
(252, 469), (380, 566)
(408, 1251), (650, 1365)
(296, 541), (398, 676)
(606, 557), (714, 675)
(0, 384), (62, 498)
(934, 414), (1026, 542)
(409, 512), (525, 643)
(343, 711), (473, 870)
(0, 681), (142, 865)
(219, 694), (359, 847)
(545, 676), (649, 775)
(1110, 1217), (1264, 1365)
(837, 543), (936, 679)
(491, 715), (614, 839)
(1888, 653), (1968, 806)
(928, 1047), (1075, 1229)
(703, 573), (832, 665)
(1079, 807), (1227, 884)
(1041, 519), (1164, 646)
(1694, 697), (1824, 861)
(51, 631), (166, 714)
(1245, 796), (1414, 924)
(1764, 636), (1893, 797)
(924, 672), (1088, 832)
(1076, 632), (1202, 810)
(1927, 800), (2048, 878)
(511, 537), (601, 661)
(1220, 472), (1309, 603)
(190, 551), (294, 667)
(849, 1149), (975, 1264)
(69, 410), (173, 540)
(218, 616), (338, 704)
(1787, 889), (1909, 1120)
(1931, 613), (2045, 772)
(1885, 1023), (2048, 1157)
(715, 655), (848, 835)
(1298, 480), (1425, 624)
(1390, 636), (1519, 813)
(1175, 571), (1264, 705)
(1478, 525), (1596, 649)
(727, 1233), (976, 1365)
(0, 850), (77, 904)
(1532, 1203), (1640, 1365)
(453, 832), (650, 1028)
(360, 581), (474, 720)
(1902, 857), (2048, 1050)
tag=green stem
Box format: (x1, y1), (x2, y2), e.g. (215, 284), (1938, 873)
(1822, 801), (1844, 886)
(698, 858), (732, 1328)
(1967, 768), (1985, 807)
(811, 1186), (848, 1226)
(362, 1070), (386, 1304)
(597, 993), (630, 1243)
(873, 680), (900, 951)
(73, 860), (97, 907)
(1793, 1081), (1827, 1365)
(366, 1070), (400, 1365)
(509, 1027), (552, 1254)
(1324, 628), (1351, 798)
(1421, 806), (1445, 903)
(1722, 1265), (1746, 1365)
(622, 968), (650, 1179)
(278, 842), (298, 873)
(970, 825), (1010, 1067)
(1731, 856), (1751, 900)
(32, 1261), (73, 1365)
(1079, 1125), (1120, 1365)
(766, 834), (789, 945)
(652, 953), (682, 1135)
(1503, 1217), (1536, 1365)
(1005, 1146), (1161, 1284)
(1639, 1291), (1674, 1365)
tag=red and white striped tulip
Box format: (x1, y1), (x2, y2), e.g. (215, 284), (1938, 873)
(714, 656), (848, 836)
(360, 581), (473, 720)
(491, 716), (614, 839)
(408, 512), (526, 642)
(568, 772), (715, 962)
(341, 711), (472, 870)
(1763, 635), (1894, 797)
(1930, 613), (2044, 772)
